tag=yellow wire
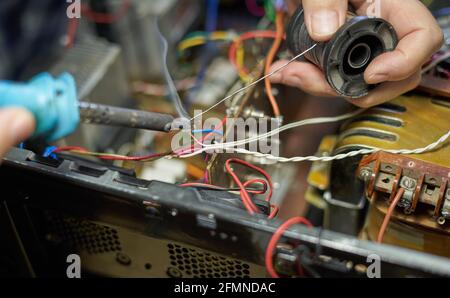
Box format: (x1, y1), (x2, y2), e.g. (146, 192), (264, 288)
(178, 31), (236, 52)
(177, 30), (252, 82)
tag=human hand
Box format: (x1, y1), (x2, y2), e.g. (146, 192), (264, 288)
(271, 0), (444, 107)
(0, 108), (35, 160)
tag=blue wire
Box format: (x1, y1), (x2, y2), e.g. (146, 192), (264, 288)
(192, 129), (224, 136)
(186, 0), (220, 106)
(433, 7), (450, 18)
(43, 146), (58, 159)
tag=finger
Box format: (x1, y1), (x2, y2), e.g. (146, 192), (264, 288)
(346, 71), (421, 108)
(302, 0), (348, 42)
(270, 60), (338, 97)
(0, 108), (35, 159)
(286, 0), (300, 15)
(355, 0), (444, 83)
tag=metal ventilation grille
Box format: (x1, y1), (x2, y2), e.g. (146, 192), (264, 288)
(47, 213), (122, 255)
(167, 243), (251, 278)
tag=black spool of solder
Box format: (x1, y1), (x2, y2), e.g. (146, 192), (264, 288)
(286, 7), (398, 98)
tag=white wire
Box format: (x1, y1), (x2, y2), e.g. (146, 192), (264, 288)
(189, 109), (365, 151)
(181, 129), (450, 163)
(189, 43), (318, 121)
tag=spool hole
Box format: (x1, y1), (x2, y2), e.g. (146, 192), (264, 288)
(348, 43), (372, 69)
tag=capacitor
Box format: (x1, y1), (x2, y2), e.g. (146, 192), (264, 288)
(286, 7), (398, 98)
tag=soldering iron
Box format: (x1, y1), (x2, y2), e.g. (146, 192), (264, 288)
(0, 72), (175, 142)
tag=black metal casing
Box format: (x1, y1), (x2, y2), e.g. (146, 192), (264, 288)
(1, 148), (450, 278)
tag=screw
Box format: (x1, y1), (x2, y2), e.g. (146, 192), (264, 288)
(116, 252), (131, 266)
(359, 168), (372, 182)
(402, 177), (416, 189)
(167, 267), (182, 278)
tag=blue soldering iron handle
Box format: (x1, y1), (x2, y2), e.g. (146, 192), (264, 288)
(0, 72), (80, 141)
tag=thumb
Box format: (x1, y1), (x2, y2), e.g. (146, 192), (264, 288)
(302, 0), (348, 42)
(0, 108), (35, 159)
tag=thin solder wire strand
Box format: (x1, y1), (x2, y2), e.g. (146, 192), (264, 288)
(189, 43), (318, 122)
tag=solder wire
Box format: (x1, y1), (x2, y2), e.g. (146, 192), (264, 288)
(189, 43), (318, 122)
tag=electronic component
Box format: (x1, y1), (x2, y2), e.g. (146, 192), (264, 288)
(2, 147), (450, 278)
(286, 6), (398, 98)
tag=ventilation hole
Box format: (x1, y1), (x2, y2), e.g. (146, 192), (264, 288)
(431, 99), (450, 109)
(167, 243), (252, 278)
(46, 212), (122, 255)
(340, 129), (397, 141)
(347, 115), (403, 127)
(375, 103), (407, 113)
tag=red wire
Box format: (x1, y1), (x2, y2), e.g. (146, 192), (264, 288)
(53, 146), (88, 153)
(66, 17), (79, 49)
(265, 217), (313, 278)
(377, 188), (405, 243)
(225, 158), (273, 215)
(81, 0), (132, 24)
(53, 146), (167, 161)
(176, 117), (228, 156)
(268, 205), (279, 219)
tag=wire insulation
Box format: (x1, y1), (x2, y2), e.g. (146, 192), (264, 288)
(264, 10), (284, 117)
(377, 188), (405, 243)
(265, 217), (313, 278)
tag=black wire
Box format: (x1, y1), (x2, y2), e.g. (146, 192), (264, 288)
(180, 184), (265, 192)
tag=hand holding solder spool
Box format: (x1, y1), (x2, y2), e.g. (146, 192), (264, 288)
(273, 0), (444, 107)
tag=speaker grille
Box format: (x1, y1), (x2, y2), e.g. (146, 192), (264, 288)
(167, 243), (251, 278)
(47, 212), (122, 255)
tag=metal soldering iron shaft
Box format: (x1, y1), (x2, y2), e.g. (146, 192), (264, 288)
(78, 102), (174, 132)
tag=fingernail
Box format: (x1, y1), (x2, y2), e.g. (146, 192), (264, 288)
(10, 113), (33, 143)
(311, 10), (339, 37)
(367, 73), (389, 84)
